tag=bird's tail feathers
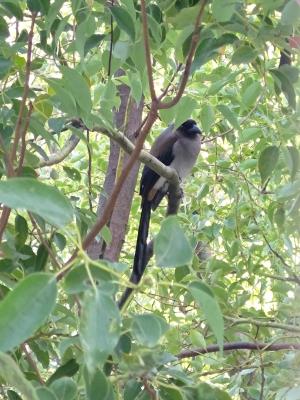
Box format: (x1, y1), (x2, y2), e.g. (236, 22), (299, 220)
(118, 200), (151, 309)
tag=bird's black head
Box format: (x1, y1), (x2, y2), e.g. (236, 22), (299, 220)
(177, 119), (201, 137)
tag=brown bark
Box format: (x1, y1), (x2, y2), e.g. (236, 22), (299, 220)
(87, 73), (143, 261)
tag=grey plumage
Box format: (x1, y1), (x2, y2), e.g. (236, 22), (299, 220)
(118, 120), (201, 309)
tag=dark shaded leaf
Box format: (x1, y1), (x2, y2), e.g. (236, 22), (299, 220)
(258, 145), (279, 185)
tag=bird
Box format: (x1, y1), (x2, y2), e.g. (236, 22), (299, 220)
(118, 119), (202, 308)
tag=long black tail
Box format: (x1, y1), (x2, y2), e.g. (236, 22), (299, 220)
(118, 200), (151, 309)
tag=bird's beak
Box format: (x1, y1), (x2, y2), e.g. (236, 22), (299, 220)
(190, 125), (201, 134)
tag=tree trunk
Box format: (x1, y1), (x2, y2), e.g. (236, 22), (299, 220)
(87, 75), (143, 261)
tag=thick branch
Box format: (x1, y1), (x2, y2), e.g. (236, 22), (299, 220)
(177, 341), (300, 360)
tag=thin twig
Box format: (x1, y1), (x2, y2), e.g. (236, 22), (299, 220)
(140, 0), (157, 101)
(158, 0), (207, 109)
(86, 130), (93, 212)
(177, 341), (300, 360)
(17, 101), (33, 174)
(38, 134), (80, 167)
(225, 316), (300, 333)
(29, 213), (61, 270)
(108, 0), (114, 76)
(158, 63), (183, 101)
(21, 343), (45, 385)
(10, 12), (36, 165)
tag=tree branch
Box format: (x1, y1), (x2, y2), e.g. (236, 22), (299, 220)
(225, 316), (300, 333)
(177, 341), (300, 360)
(140, 0), (157, 101)
(38, 134), (80, 168)
(10, 12), (36, 165)
(158, 0), (207, 109)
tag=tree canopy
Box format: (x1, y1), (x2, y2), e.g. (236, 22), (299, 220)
(0, 0), (299, 399)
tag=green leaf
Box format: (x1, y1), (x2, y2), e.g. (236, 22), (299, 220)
(0, 273), (57, 352)
(284, 146), (300, 181)
(154, 216), (193, 268)
(110, 6), (135, 41)
(188, 281), (224, 350)
(0, 56), (12, 78)
(27, 0), (50, 15)
(200, 103), (215, 133)
(274, 206), (285, 231)
(85, 369), (115, 400)
(46, 78), (77, 116)
(15, 215), (28, 248)
(0, 353), (38, 400)
(258, 145), (279, 185)
(281, 0), (300, 26)
(36, 387), (57, 400)
(1, 2), (23, 21)
(75, 15), (96, 60)
(0, 178), (74, 227)
(63, 166), (82, 182)
(238, 127), (260, 143)
(168, 4), (200, 29)
(64, 264), (112, 294)
(124, 380), (142, 400)
(212, 0), (238, 22)
(242, 81), (262, 108)
(0, 16), (9, 38)
(174, 97), (198, 127)
(160, 386), (184, 400)
(49, 377), (77, 400)
(276, 180), (300, 200)
(45, 0), (65, 34)
(217, 105), (239, 129)
(61, 67), (92, 114)
(270, 68), (296, 109)
(34, 244), (49, 272)
(197, 383), (232, 400)
(132, 314), (169, 347)
(79, 289), (121, 372)
(190, 330), (206, 348)
(231, 46), (258, 65)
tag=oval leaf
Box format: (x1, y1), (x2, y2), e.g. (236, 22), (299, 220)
(110, 6), (135, 41)
(188, 281), (224, 350)
(258, 145), (279, 185)
(0, 178), (74, 227)
(200, 103), (215, 133)
(132, 314), (169, 347)
(154, 216), (193, 268)
(49, 377), (77, 400)
(0, 273), (57, 352)
(242, 81), (261, 108)
(0, 352), (38, 400)
(79, 289), (121, 372)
